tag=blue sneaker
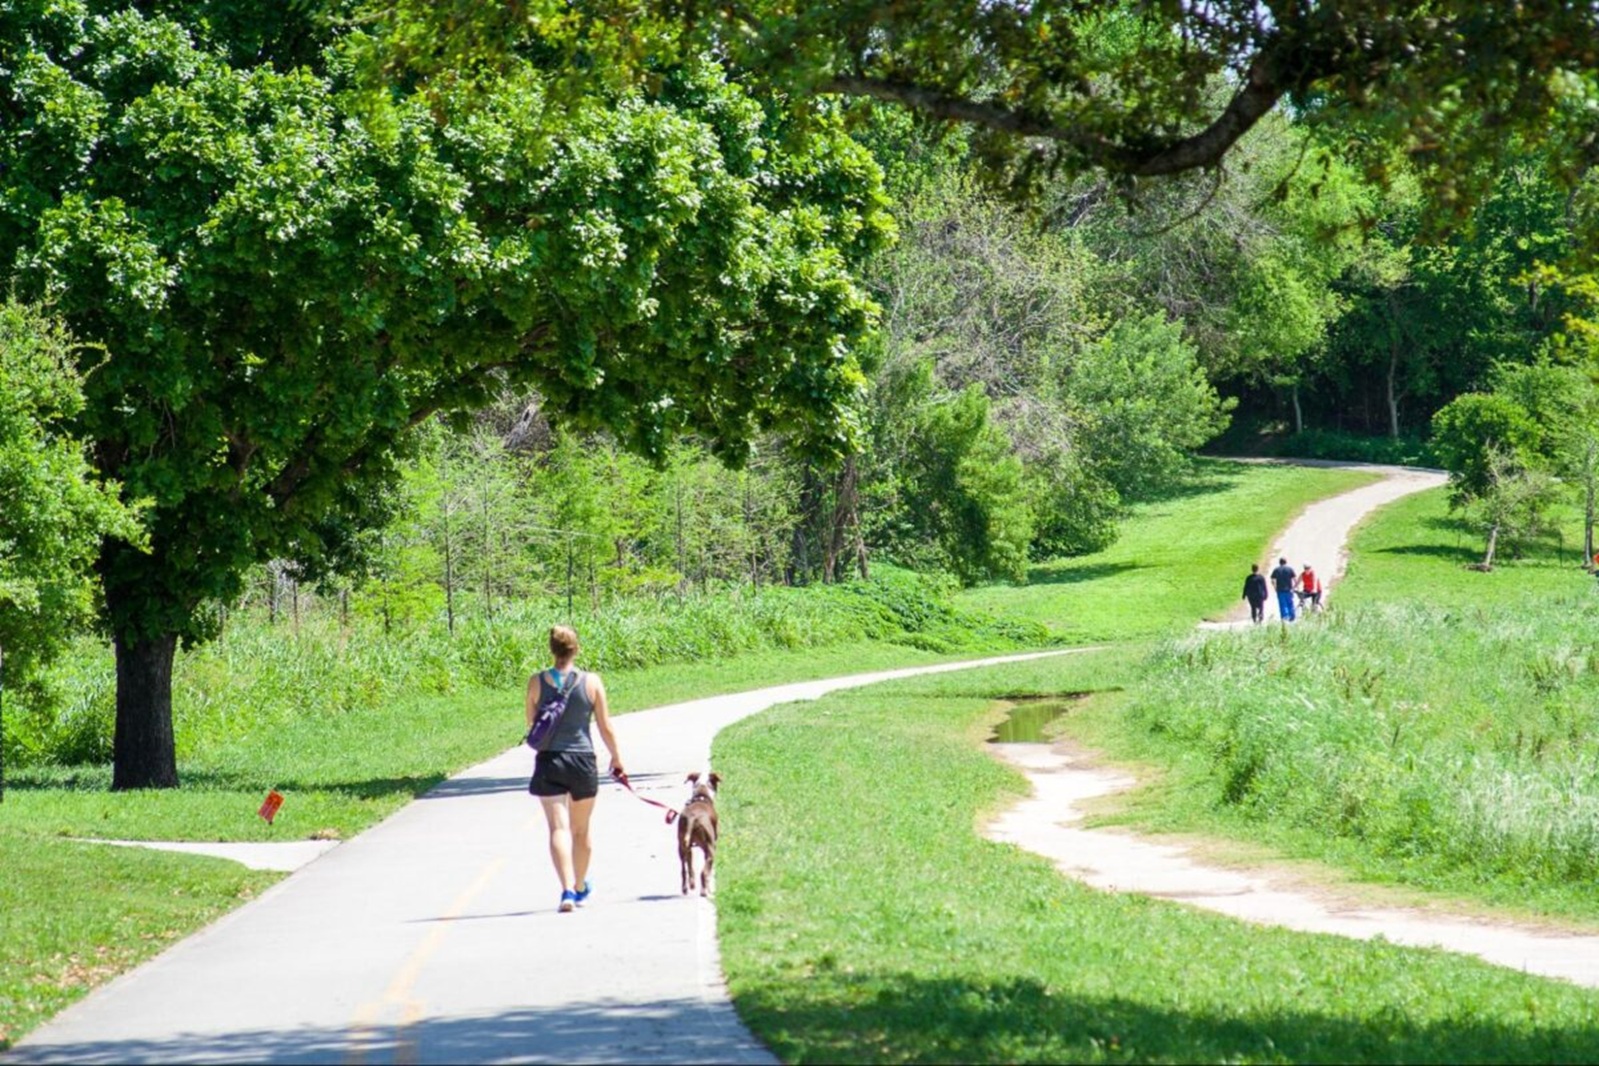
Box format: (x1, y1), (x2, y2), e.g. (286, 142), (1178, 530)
(573, 880), (592, 907)
(558, 890), (578, 913)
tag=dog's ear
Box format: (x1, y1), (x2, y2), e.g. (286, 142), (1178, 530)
(686, 772), (700, 784)
(708, 773), (722, 790)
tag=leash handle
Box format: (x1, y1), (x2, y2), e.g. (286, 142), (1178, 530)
(611, 768), (679, 824)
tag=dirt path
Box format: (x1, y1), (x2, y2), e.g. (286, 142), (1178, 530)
(986, 462), (1599, 990)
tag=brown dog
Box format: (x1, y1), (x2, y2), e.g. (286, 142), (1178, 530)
(678, 771), (720, 896)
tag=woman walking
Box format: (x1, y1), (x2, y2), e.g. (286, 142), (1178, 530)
(526, 625), (625, 913)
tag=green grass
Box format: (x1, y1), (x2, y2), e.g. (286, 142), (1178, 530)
(0, 834), (274, 1050)
(715, 656), (1599, 1064)
(3, 641), (980, 844)
(1066, 483), (1599, 923)
(957, 459), (1379, 641)
(1336, 485), (1589, 610)
(10, 568), (1049, 770)
(0, 459), (1493, 1055)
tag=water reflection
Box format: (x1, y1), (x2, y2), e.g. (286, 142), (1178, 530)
(988, 697), (1083, 743)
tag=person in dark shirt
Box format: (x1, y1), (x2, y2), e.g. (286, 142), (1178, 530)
(1241, 563), (1269, 624)
(1269, 557), (1297, 622)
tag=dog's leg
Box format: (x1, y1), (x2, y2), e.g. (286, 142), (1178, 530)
(678, 826), (692, 896)
(702, 843), (714, 897)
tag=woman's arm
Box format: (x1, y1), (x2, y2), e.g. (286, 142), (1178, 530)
(524, 672), (543, 728)
(589, 674), (624, 776)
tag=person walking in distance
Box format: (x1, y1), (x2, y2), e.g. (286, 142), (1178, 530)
(1298, 563), (1323, 613)
(1242, 563), (1269, 624)
(526, 625), (625, 913)
(1269, 557), (1297, 622)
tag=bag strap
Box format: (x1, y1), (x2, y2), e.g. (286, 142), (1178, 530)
(545, 668), (582, 700)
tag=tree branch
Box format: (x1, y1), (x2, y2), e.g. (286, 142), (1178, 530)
(824, 38), (1314, 179)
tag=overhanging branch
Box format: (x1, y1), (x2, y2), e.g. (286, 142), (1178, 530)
(824, 42), (1310, 180)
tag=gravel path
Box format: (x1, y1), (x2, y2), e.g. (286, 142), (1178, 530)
(987, 463), (1599, 990)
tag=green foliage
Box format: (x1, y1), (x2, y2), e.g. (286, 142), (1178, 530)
(368, 0), (1599, 223)
(0, 2), (893, 784)
(0, 7), (889, 642)
(1067, 313), (1230, 499)
(862, 176), (1228, 567)
(1213, 425), (1441, 467)
(904, 383), (1033, 584)
(1431, 393), (1540, 504)
(0, 300), (141, 701)
(8, 569), (1047, 768)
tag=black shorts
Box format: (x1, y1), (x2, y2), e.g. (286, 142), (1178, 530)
(529, 750), (599, 800)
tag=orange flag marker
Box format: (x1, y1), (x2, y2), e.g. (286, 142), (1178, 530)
(258, 789), (285, 825)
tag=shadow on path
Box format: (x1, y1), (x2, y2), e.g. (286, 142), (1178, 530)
(5, 998), (760, 1065)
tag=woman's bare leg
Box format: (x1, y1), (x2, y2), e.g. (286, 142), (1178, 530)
(571, 796), (596, 888)
(539, 794), (575, 891)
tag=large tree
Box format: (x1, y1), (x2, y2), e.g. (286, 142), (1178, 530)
(0, 3), (890, 787)
(371, 1), (1599, 209)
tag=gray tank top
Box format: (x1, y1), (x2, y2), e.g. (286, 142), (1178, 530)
(540, 668), (595, 754)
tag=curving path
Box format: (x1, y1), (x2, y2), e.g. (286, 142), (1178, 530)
(17, 459), (1529, 1066)
(987, 462), (1599, 990)
(7, 650), (1089, 1065)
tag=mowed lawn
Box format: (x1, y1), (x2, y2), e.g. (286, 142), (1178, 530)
(957, 459), (1378, 642)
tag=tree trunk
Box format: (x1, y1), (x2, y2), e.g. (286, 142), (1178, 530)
(1586, 438), (1597, 571)
(1386, 342), (1401, 440)
(1291, 384), (1303, 436)
(443, 510), (456, 635)
(1482, 521), (1500, 571)
(112, 630), (179, 790)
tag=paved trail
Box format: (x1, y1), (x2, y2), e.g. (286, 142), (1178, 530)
(23, 459), (1575, 1065)
(8, 651), (1085, 1065)
(988, 462), (1599, 990)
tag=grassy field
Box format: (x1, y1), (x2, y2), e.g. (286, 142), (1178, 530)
(957, 459), (1378, 641)
(1333, 484), (1587, 610)
(1068, 484), (1599, 922)
(714, 470), (1599, 1061)
(715, 655), (1599, 1063)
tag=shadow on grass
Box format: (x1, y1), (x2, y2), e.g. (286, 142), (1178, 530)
(4, 766), (447, 803)
(1023, 561), (1144, 587)
(1376, 543), (1481, 564)
(739, 973), (1599, 1064)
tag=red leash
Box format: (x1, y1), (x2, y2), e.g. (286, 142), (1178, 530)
(611, 768), (679, 824)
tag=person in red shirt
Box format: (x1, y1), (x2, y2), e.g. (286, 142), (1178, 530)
(1298, 564), (1322, 612)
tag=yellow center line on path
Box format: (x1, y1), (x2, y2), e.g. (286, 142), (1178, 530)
(346, 856), (508, 1065)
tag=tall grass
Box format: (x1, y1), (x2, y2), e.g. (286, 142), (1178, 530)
(1126, 594), (1599, 890)
(8, 567), (1050, 768)
(715, 652), (1599, 1064)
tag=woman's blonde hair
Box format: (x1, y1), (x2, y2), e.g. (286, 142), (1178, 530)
(549, 625), (580, 662)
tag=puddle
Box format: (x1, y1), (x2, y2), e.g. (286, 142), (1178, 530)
(988, 696), (1086, 744)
